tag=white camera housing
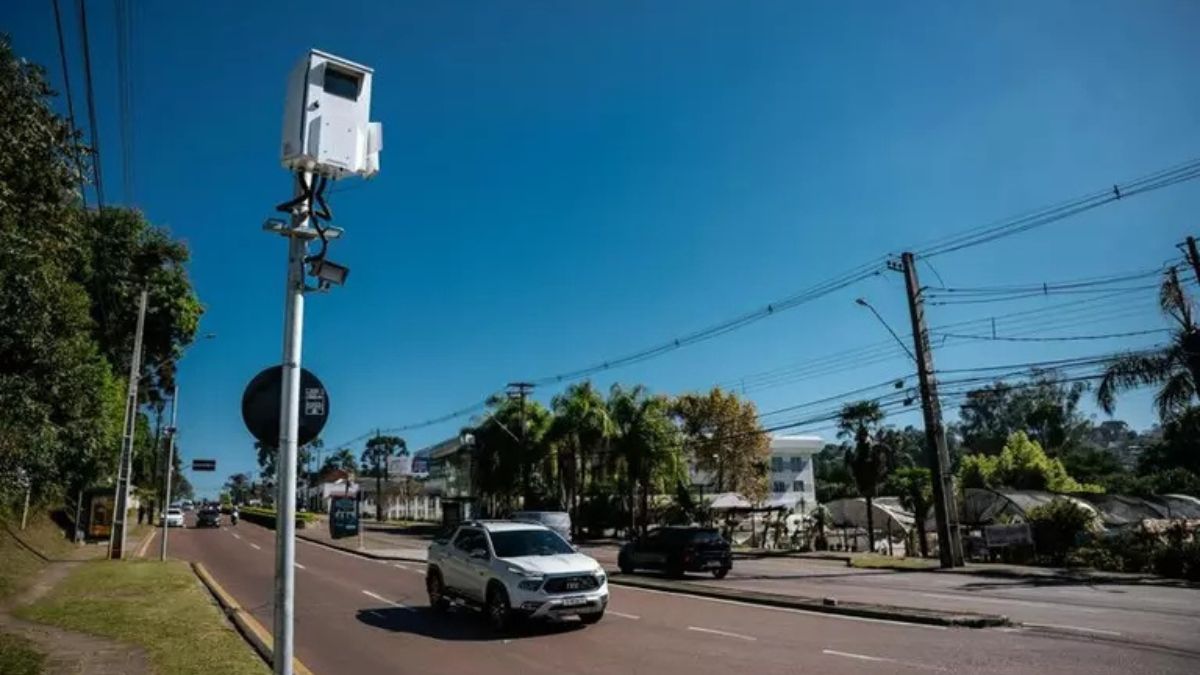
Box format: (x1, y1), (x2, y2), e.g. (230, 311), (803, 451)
(281, 49), (381, 179)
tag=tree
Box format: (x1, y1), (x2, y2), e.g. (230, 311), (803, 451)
(322, 448), (358, 475)
(673, 387), (770, 501)
(467, 394), (553, 512)
(958, 432), (1101, 493)
(814, 443), (857, 502)
(256, 441), (313, 482)
(225, 473), (252, 504)
(838, 401), (892, 552)
(608, 385), (682, 535)
(547, 382), (613, 537)
(361, 434), (406, 522)
(885, 467), (932, 557)
(959, 371), (1091, 457)
(1098, 267), (1200, 421)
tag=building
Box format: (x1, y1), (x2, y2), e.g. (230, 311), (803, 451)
(689, 434), (822, 509)
(421, 436), (476, 525)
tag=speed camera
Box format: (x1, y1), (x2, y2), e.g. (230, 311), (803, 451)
(281, 49), (382, 179)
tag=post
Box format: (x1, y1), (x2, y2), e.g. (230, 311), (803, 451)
(160, 386), (179, 561)
(507, 382), (534, 506)
(273, 172), (310, 675)
(20, 481), (31, 530)
(74, 489), (84, 544)
(109, 288), (148, 560)
(899, 253), (964, 568)
(1186, 236), (1200, 285)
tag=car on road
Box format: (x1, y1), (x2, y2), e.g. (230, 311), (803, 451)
(510, 510), (572, 543)
(196, 505), (221, 528)
(618, 526), (732, 579)
(181, 500), (195, 512)
(426, 520), (608, 631)
(163, 507), (185, 528)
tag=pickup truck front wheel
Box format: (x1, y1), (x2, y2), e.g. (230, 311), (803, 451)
(426, 569), (449, 612)
(486, 585), (513, 632)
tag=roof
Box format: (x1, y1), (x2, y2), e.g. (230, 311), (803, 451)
(770, 435), (824, 453)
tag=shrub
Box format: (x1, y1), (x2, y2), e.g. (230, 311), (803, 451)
(1027, 498), (1096, 565)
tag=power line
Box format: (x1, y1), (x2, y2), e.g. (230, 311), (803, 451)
(937, 328), (1168, 343)
(925, 266), (1166, 297)
(52, 0), (88, 203)
(928, 283), (1161, 306)
(76, 0), (104, 209)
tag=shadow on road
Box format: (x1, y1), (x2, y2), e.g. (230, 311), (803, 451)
(356, 606), (587, 642)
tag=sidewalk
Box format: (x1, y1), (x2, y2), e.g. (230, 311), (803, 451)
(0, 562), (152, 675)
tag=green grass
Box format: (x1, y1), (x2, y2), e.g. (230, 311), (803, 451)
(0, 510), (90, 602)
(0, 631), (46, 675)
(16, 561), (267, 675)
(847, 553), (938, 570)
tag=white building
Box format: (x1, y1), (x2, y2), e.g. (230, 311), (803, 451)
(767, 435), (821, 509)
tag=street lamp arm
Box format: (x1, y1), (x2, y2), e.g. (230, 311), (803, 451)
(855, 298), (917, 364)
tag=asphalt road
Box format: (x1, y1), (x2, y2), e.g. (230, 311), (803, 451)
(168, 520), (1198, 674)
(578, 545), (1200, 654)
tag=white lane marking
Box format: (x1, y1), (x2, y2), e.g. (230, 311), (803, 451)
(823, 649), (945, 671)
(608, 610), (640, 620)
(368, 610), (386, 619)
(362, 590), (416, 612)
(687, 626), (756, 641)
(1024, 622), (1122, 636)
(919, 592), (1099, 613)
(294, 563), (306, 570)
(249, 543), (262, 550)
(619, 585), (946, 630)
(392, 563), (423, 575)
(231, 533), (241, 540)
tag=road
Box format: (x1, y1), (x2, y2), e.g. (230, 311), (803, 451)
(580, 545), (1200, 654)
(168, 520), (1197, 674)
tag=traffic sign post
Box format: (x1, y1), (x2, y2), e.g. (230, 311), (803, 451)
(241, 366), (329, 449)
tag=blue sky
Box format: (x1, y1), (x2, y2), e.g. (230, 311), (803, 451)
(5, 1), (1199, 498)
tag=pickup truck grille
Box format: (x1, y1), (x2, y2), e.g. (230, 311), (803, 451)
(542, 574), (599, 594)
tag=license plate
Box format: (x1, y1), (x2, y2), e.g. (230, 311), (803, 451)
(559, 596), (588, 607)
(703, 560), (721, 569)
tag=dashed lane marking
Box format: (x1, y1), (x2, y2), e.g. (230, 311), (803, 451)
(295, 563), (306, 570)
(687, 626), (756, 641)
(249, 543), (262, 550)
(1024, 622), (1122, 636)
(608, 611), (640, 620)
(362, 590), (416, 612)
(823, 649), (945, 671)
(231, 533), (241, 540)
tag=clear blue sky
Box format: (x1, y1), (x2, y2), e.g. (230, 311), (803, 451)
(6, 1), (1199, 498)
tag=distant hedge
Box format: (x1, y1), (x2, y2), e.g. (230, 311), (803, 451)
(237, 507), (316, 530)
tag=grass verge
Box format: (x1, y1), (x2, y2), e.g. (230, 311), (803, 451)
(15, 561), (266, 675)
(848, 553), (938, 570)
(0, 631), (46, 675)
(0, 510), (91, 602)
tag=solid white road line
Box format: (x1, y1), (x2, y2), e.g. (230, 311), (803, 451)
(362, 589), (416, 612)
(619, 585), (946, 630)
(608, 611), (640, 620)
(823, 649), (945, 672)
(687, 626), (757, 641)
(249, 543), (262, 550)
(1024, 622), (1122, 636)
(919, 592), (1100, 613)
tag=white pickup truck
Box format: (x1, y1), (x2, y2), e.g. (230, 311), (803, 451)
(426, 520), (608, 631)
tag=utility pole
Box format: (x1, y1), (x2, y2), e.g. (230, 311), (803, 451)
(507, 382), (534, 505)
(109, 288), (148, 560)
(160, 385), (179, 561)
(1185, 236), (1200, 286)
(896, 253), (964, 568)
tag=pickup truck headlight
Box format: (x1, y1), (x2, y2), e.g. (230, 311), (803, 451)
(517, 578), (544, 591)
(594, 569), (606, 584)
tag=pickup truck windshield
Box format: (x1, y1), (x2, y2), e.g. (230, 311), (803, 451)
(490, 530), (574, 558)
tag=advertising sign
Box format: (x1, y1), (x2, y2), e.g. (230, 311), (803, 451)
(330, 495), (359, 540)
(984, 523), (1033, 548)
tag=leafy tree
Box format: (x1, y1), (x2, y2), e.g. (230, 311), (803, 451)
(546, 381), (613, 537)
(838, 401), (892, 552)
(361, 434), (406, 521)
(958, 371), (1091, 456)
(1136, 407), (1200, 476)
(958, 432), (1101, 493)
(322, 448), (358, 475)
(885, 467), (932, 557)
(608, 384), (682, 535)
(673, 387), (770, 501)
(1098, 267), (1200, 421)
(468, 395), (553, 511)
(814, 443), (857, 502)
(1027, 499), (1097, 564)
(225, 473), (252, 504)
(256, 441), (313, 482)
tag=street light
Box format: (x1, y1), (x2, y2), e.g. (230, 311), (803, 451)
(855, 298), (917, 363)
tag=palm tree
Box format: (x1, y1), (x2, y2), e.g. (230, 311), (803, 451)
(608, 384), (679, 536)
(547, 382), (612, 538)
(837, 400), (892, 553)
(1098, 266), (1200, 421)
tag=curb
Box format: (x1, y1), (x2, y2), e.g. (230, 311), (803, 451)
(191, 562), (315, 675)
(295, 532), (426, 564)
(607, 574), (1009, 628)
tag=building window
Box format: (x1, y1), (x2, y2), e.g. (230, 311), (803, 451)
(772, 481), (786, 493)
(793, 480), (805, 492)
(789, 456), (805, 472)
(771, 457), (783, 472)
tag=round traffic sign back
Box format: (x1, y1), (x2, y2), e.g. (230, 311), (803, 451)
(241, 366), (329, 448)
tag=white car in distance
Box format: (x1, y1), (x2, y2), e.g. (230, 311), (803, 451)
(163, 507), (185, 528)
(426, 521), (608, 631)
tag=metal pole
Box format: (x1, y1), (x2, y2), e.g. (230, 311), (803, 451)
(899, 253), (964, 568)
(273, 172), (309, 675)
(160, 385), (179, 561)
(20, 481), (31, 530)
(109, 288), (148, 560)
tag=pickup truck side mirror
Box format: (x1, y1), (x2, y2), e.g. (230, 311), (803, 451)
(469, 548), (489, 560)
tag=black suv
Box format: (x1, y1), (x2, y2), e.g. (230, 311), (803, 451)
(196, 505), (221, 528)
(617, 527), (732, 579)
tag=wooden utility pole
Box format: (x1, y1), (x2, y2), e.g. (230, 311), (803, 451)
(109, 288), (148, 560)
(1184, 236), (1200, 285)
(897, 253), (964, 568)
(507, 382), (534, 506)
